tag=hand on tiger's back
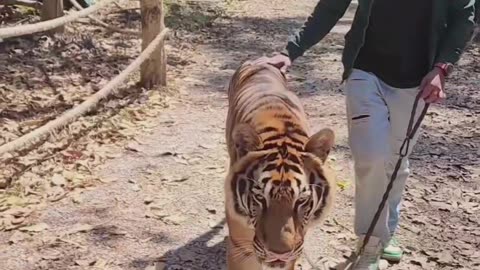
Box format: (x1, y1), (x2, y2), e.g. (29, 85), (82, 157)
(253, 54), (292, 74)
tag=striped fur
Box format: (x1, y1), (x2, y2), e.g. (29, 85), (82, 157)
(224, 59), (336, 270)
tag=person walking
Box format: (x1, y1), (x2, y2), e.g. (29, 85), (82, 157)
(257, 0), (476, 269)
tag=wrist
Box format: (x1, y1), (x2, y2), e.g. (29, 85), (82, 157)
(434, 62), (453, 77)
(433, 67), (446, 78)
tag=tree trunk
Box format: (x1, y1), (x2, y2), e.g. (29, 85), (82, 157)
(475, 1), (479, 24)
(140, 0), (166, 88)
(41, 0), (64, 34)
(474, 1), (480, 43)
(473, 0), (480, 43)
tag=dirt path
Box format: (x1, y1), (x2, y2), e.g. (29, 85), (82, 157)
(1, 1), (479, 269)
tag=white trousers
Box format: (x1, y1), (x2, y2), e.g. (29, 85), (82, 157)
(345, 68), (426, 244)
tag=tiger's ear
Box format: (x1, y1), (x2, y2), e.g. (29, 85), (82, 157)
(232, 123), (263, 158)
(305, 128), (335, 162)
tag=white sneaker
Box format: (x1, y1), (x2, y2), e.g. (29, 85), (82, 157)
(350, 236), (383, 270)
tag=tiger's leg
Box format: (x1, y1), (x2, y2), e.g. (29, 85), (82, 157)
(287, 259), (297, 270)
(226, 236), (262, 270)
(225, 209), (262, 270)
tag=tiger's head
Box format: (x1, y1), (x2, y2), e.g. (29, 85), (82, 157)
(225, 123), (335, 269)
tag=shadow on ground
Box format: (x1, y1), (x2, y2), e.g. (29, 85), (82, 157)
(130, 219), (227, 270)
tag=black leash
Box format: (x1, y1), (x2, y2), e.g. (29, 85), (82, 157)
(352, 90), (430, 265)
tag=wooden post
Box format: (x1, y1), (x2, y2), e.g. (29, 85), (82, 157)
(472, 2), (480, 43)
(476, 1), (480, 24)
(41, 0), (64, 34)
(140, 0), (166, 88)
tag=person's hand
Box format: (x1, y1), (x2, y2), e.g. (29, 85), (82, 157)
(253, 54), (292, 74)
(420, 67), (446, 104)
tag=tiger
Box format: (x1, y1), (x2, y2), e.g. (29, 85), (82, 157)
(224, 58), (336, 270)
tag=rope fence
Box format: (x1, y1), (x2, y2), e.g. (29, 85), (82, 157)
(0, 0), (114, 39)
(0, 28), (169, 155)
(68, 0), (139, 36)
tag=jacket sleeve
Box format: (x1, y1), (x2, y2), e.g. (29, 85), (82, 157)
(282, 0), (352, 61)
(435, 0), (476, 65)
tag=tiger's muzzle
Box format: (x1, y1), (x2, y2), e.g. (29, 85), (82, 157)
(263, 250), (297, 263)
(254, 235), (304, 268)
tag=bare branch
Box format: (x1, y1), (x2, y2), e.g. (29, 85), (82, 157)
(0, 0), (41, 9)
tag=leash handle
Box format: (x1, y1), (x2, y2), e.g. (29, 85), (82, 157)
(358, 91), (429, 256)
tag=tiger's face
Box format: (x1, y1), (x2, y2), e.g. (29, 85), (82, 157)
(226, 123), (335, 269)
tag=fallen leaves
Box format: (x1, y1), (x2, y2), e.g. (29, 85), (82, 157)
(434, 251), (455, 265)
(146, 204), (170, 220)
(458, 201), (480, 215)
(74, 259), (97, 267)
(410, 256), (429, 268)
(71, 192), (84, 204)
(145, 203), (187, 225)
(0, 83), (173, 231)
(63, 223), (95, 235)
(40, 249), (63, 261)
(50, 174), (67, 187)
(8, 230), (28, 244)
(0, 178), (9, 189)
(0, 194), (39, 231)
(162, 215), (187, 225)
(0, 18), (178, 233)
(206, 206), (216, 214)
(336, 180), (350, 191)
(198, 143), (215, 149)
(429, 201), (454, 212)
(401, 173), (480, 268)
(144, 196), (154, 205)
(19, 222), (50, 232)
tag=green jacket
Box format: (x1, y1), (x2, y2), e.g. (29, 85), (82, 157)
(283, 0), (477, 82)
